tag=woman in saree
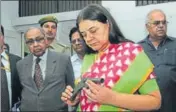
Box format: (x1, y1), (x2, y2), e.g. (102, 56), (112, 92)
(61, 4), (161, 111)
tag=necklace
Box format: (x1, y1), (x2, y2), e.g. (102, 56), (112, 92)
(95, 52), (104, 61)
(95, 43), (110, 61)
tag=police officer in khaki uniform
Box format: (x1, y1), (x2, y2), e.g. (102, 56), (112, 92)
(38, 15), (70, 53)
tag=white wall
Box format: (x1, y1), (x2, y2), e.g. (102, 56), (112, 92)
(12, 10), (81, 46)
(1, 1), (21, 56)
(1, 1), (176, 56)
(1, 1), (80, 56)
(102, 1), (176, 42)
(1, 1), (18, 31)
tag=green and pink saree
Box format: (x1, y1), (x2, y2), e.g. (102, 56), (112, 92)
(78, 42), (159, 111)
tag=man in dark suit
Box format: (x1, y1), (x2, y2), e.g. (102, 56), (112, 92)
(0, 25), (22, 111)
(138, 9), (176, 112)
(16, 27), (75, 111)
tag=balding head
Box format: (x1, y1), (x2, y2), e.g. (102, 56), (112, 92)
(24, 27), (45, 39)
(145, 9), (166, 24)
(145, 9), (168, 43)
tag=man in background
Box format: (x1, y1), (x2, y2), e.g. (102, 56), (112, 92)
(69, 27), (85, 84)
(138, 9), (176, 112)
(16, 27), (74, 111)
(0, 25), (21, 111)
(38, 15), (70, 53)
(68, 26), (85, 111)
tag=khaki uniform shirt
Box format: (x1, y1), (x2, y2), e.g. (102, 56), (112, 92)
(49, 39), (71, 55)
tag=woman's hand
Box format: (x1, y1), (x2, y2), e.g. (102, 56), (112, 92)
(61, 85), (80, 106)
(84, 80), (161, 111)
(83, 80), (115, 105)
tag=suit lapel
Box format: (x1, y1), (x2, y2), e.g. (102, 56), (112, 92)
(7, 53), (16, 87)
(39, 50), (57, 92)
(8, 54), (14, 85)
(25, 54), (38, 91)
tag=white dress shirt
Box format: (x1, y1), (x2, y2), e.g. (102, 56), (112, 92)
(71, 54), (83, 80)
(32, 49), (48, 80)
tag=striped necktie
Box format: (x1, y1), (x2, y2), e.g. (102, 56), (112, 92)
(33, 57), (43, 90)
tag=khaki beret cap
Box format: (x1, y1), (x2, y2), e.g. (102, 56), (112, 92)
(38, 15), (58, 25)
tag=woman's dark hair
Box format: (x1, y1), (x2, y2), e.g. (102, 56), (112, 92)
(76, 4), (132, 54)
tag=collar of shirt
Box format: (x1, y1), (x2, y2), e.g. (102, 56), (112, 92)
(140, 35), (175, 46)
(1, 51), (10, 72)
(49, 39), (58, 48)
(71, 54), (82, 62)
(33, 48), (48, 63)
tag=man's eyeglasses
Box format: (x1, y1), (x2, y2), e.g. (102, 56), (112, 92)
(71, 38), (83, 44)
(26, 36), (45, 46)
(149, 20), (168, 26)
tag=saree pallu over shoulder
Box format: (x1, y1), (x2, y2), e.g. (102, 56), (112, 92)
(78, 42), (155, 111)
